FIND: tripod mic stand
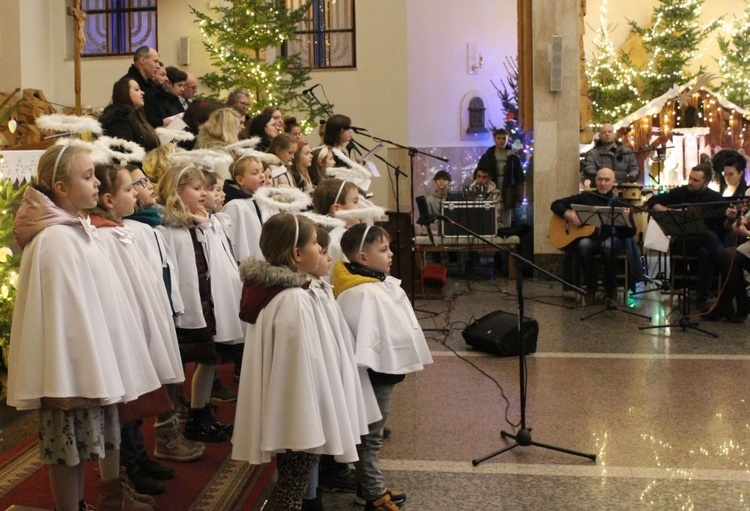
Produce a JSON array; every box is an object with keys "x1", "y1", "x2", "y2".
[
  {"x1": 415, "y1": 201, "x2": 597, "y2": 463},
  {"x1": 639, "y1": 207, "x2": 719, "y2": 338}
]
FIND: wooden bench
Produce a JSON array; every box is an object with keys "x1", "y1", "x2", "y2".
[{"x1": 413, "y1": 235, "x2": 520, "y2": 279}]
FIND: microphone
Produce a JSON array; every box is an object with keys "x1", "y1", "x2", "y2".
[
  {"x1": 415, "y1": 195, "x2": 436, "y2": 245},
  {"x1": 301, "y1": 84, "x2": 321, "y2": 95},
  {"x1": 350, "y1": 126, "x2": 369, "y2": 134}
]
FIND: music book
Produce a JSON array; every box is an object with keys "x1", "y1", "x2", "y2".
[{"x1": 571, "y1": 204, "x2": 632, "y2": 229}]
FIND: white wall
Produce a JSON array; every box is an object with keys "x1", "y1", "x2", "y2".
[
  {"x1": 405, "y1": 0, "x2": 516, "y2": 147},
  {"x1": 0, "y1": 0, "x2": 22, "y2": 93}
]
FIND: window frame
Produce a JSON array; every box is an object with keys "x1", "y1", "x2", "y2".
[
  {"x1": 80, "y1": 0, "x2": 158, "y2": 58},
  {"x1": 284, "y1": 0, "x2": 356, "y2": 70}
]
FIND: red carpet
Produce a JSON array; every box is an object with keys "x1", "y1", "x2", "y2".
[{"x1": 0, "y1": 365, "x2": 275, "y2": 511}]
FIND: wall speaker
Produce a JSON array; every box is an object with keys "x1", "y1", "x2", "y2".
[
  {"x1": 178, "y1": 37, "x2": 190, "y2": 66},
  {"x1": 462, "y1": 310, "x2": 538, "y2": 357},
  {"x1": 549, "y1": 35, "x2": 563, "y2": 92}
]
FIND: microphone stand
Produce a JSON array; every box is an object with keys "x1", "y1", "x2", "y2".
[
  {"x1": 353, "y1": 129, "x2": 448, "y2": 306},
  {"x1": 419, "y1": 212, "x2": 596, "y2": 464},
  {"x1": 306, "y1": 88, "x2": 334, "y2": 117}
]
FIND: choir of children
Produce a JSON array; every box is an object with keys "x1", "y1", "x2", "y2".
[{"x1": 7, "y1": 114, "x2": 431, "y2": 511}]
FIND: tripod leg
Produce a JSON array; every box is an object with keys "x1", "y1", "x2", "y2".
[{"x1": 471, "y1": 442, "x2": 520, "y2": 466}]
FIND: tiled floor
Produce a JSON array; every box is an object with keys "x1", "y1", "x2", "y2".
[
  {"x1": 323, "y1": 277, "x2": 750, "y2": 511},
  {"x1": 3, "y1": 276, "x2": 749, "y2": 511}
]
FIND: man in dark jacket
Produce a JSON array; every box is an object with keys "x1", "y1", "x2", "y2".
[
  {"x1": 645, "y1": 163, "x2": 726, "y2": 311},
  {"x1": 122, "y1": 46, "x2": 168, "y2": 129},
  {"x1": 583, "y1": 123, "x2": 639, "y2": 184},
  {"x1": 551, "y1": 168, "x2": 636, "y2": 302},
  {"x1": 475, "y1": 128, "x2": 524, "y2": 228}
]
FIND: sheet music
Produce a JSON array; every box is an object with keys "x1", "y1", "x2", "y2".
[{"x1": 571, "y1": 204, "x2": 632, "y2": 229}]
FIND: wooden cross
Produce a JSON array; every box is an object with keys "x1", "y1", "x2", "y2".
[{"x1": 67, "y1": 0, "x2": 87, "y2": 115}]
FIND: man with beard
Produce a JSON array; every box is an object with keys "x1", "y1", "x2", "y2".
[{"x1": 645, "y1": 163, "x2": 726, "y2": 311}]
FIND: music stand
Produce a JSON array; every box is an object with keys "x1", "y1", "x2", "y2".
[
  {"x1": 571, "y1": 205, "x2": 651, "y2": 322},
  {"x1": 639, "y1": 208, "x2": 718, "y2": 337}
]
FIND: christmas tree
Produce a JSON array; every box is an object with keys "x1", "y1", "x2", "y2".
[
  {"x1": 191, "y1": 0, "x2": 329, "y2": 131},
  {"x1": 491, "y1": 56, "x2": 533, "y2": 176},
  {"x1": 0, "y1": 167, "x2": 25, "y2": 366},
  {"x1": 717, "y1": 3, "x2": 750, "y2": 109},
  {"x1": 586, "y1": 0, "x2": 641, "y2": 125},
  {"x1": 629, "y1": 0, "x2": 719, "y2": 99}
]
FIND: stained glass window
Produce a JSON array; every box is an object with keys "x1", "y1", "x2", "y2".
[
  {"x1": 81, "y1": 0, "x2": 157, "y2": 57},
  {"x1": 284, "y1": 0, "x2": 356, "y2": 69}
]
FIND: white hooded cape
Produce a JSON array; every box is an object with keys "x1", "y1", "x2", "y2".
[{"x1": 8, "y1": 222, "x2": 161, "y2": 410}]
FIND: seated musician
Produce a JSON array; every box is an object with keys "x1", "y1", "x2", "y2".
[
  {"x1": 645, "y1": 163, "x2": 726, "y2": 312},
  {"x1": 469, "y1": 168, "x2": 506, "y2": 229},
  {"x1": 551, "y1": 168, "x2": 636, "y2": 303}
]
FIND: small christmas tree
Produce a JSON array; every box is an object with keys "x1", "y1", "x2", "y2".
[
  {"x1": 717, "y1": 3, "x2": 750, "y2": 109},
  {"x1": 586, "y1": 0, "x2": 641, "y2": 125},
  {"x1": 629, "y1": 0, "x2": 719, "y2": 99},
  {"x1": 191, "y1": 0, "x2": 330, "y2": 131},
  {"x1": 491, "y1": 56, "x2": 533, "y2": 175}
]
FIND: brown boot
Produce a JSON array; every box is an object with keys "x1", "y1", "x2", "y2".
[
  {"x1": 97, "y1": 476, "x2": 153, "y2": 511},
  {"x1": 154, "y1": 417, "x2": 205, "y2": 462},
  {"x1": 120, "y1": 467, "x2": 156, "y2": 506}
]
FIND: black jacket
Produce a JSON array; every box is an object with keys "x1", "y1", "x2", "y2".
[
  {"x1": 475, "y1": 145, "x2": 524, "y2": 199},
  {"x1": 99, "y1": 104, "x2": 159, "y2": 151}
]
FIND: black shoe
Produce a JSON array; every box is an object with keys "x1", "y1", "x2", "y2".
[
  {"x1": 138, "y1": 453, "x2": 175, "y2": 480},
  {"x1": 301, "y1": 493, "x2": 323, "y2": 511},
  {"x1": 383, "y1": 426, "x2": 392, "y2": 439},
  {"x1": 319, "y1": 466, "x2": 358, "y2": 493},
  {"x1": 125, "y1": 464, "x2": 166, "y2": 495},
  {"x1": 704, "y1": 306, "x2": 730, "y2": 321},
  {"x1": 184, "y1": 407, "x2": 231, "y2": 442}
]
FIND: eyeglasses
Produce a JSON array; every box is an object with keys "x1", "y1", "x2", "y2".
[{"x1": 132, "y1": 177, "x2": 151, "y2": 188}]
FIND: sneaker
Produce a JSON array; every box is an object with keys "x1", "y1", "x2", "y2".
[
  {"x1": 154, "y1": 418, "x2": 205, "y2": 462},
  {"x1": 138, "y1": 453, "x2": 176, "y2": 480},
  {"x1": 210, "y1": 385, "x2": 238, "y2": 403},
  {"x1": 364, "y1": 492, "x2": 401, "y2": 511},
  {"x1": 319, "y1": 466, "x2": 358, "y2": 493},
  {"x1": 354, "y1": 487, "x2": 406, "y2": 507}
]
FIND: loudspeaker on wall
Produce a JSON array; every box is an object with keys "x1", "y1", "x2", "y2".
[
  {"x1": 549, "y1": 35, "x2": 563, "y2": 92},
  {"x1": 179, "y1": 37, "x2": 190, "y2": 66}
]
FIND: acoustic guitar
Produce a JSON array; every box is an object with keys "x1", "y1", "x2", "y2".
[{"x1": 548, "y1": 215, "x2": 597, "y2": 249}]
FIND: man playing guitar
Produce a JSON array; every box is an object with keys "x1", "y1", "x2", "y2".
[
  {"x1": 645, "y1": 163, "x2": 726, "y2": 312},
  {"x1": 551, "y1": 168, "x2": 636, "y2": 303}
]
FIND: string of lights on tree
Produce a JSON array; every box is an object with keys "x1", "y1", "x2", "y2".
[
  {"x1": 0, "y1": 162, "x2": 24, "y2": 355},
  {"x1": 585, "y1": 0, "x2": 641, "y2": 126},
  {"x1": 190, "y1": 0, "x2": 328, "y2": 131},
  {"x1": 717, "y1": 2, "x2": 750, "y2": 109}
]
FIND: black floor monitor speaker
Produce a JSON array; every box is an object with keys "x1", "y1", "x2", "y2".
[{"x1": 462, "y1": 310, "x2": 538, "y2": 357}]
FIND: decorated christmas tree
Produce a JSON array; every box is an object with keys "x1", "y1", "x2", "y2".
[
  {"x1": 717, "y1": 3, "x2": 750, "y2": 109},
  {"x1": 629, "y1": 0, "x2": 719, "y2": 99},
  {"x1": 191, "y1": 0, "x2": 329, "y2": 131},
  {"x1": 586, "y1": 0, "x2": 641, "y2": 125},
  {"x1": 491, "y1": 56, "x2": 533, "y2": 175}
]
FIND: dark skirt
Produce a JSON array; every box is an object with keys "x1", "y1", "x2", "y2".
[{"x1": 176, "y1": 326, "x2": 219, "y2": 364}]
